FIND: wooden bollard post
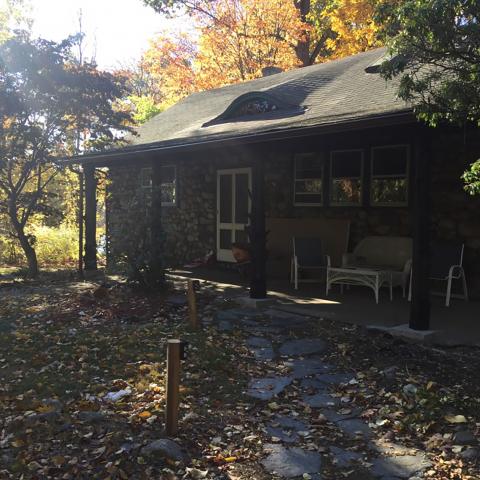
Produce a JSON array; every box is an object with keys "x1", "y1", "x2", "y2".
[
  {"x1": 165, "y1": 339, "x2": 181, "y2": 436},
  {"x1": 187, "y1": 280, "x2": 199, "y2": 329}
]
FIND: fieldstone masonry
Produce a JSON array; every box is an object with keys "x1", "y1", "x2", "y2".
[{"x1": 106, "y1": 128, "x2": 480, "y2": 296}]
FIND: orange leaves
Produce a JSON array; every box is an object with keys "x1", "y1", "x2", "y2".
[
  {"x1": 141, "y1": 32, "x2": 197, "y2": 108},
  {"x1": 138, "y1": 410, "x2": 152, "y2": 419},
  {"x1": 194, "y1": 0, "x2": 305, "y2": 89},
  {"x1": 141, "y1": 0, "x2": 307, "y2": 101},
  {"x1": 138, "y1": 0, "x2": 382, "y2": 110}
]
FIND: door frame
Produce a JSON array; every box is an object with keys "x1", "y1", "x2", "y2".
[{"x1": 216, "y1": 167, "x2": 252, "y2": 262}]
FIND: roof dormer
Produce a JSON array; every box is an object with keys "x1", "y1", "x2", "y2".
[{"x1": 202, "y1": 91, "x2": 305, "y2": 127}]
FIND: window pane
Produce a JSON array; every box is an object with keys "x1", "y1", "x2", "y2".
[
  {"x1": 331, "y1": 151, "x2": 362, "y2": 177},
  {"x1": 161, "y1": 165, "x2": 176, "y2": 183},
  {"x1": 143, "y1": 190, "x2": 152, "y2": 209},
  {"x1": 161, "y1": 184, "x2": 175, "y2": 204},
  {"x1": 331, "y1": 178, "x2": 362, "y2": 204},
  {"x1": 295, "y1": 153, "x2": 323, "y2": 179},
  {"x1": 219, "y1": 174, "x2": 232, "y2": 223},
  {"x1": 295, "y1": 179, "x2": 322, "y2": 194},
  {"x1": 140, "y1": 168, "x2": 152, "y2": 188},
  {"x1": 294, "y1": 193, "x2": 323, "y2": 204},
  {"x1": 220, "y1": 229, "x2": 232, "y2": 249},
  {"x1": 372, "y1": 146, "x2": 408, "y2": 176},
  {"x1": 372, "y1": 178, "x2": 407, "y2": 204},
  {"x1": 235, "y1": 229, "x2": 248, "y2": 244},
  {"x1": 295, "y1": 153, "x2": 323, "y2": 205},
  {"x1": 235, "y1": 173, "x2": 249, "y2": 224}
]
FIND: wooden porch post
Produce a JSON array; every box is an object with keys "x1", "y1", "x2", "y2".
[
  {"x1": 84, "y1": 165, "x2": 97, "y2": 271},
  {"x1": 78, "y1": 170, "x2": 84, "y2": 277},
  {"x1": 150, "y1": 162, "x2": 165, "y2": 286},
  {"x1": 250, "y1": 157, "x2": 267, "y2": 299},
  {"x1": 409, "y1": 131, "x2": 431, "y2": 330}
]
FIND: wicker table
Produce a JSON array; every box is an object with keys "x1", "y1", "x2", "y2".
[{"x1": 326, "y1": 266, "x2": 393, "y2": 304}]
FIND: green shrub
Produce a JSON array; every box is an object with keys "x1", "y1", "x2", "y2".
[
  {"x1": 463, "y1": 159, "x2": 480, "y2": 196},
  {"x1": 30, "y1": 225, "x2": 78, "y2": 267},
  {"x1": 1, "y1": 224, "x2": 107, "y2": 270},
  {"x1": 0, "y1": 234, "x2": 21, "y2": 265}
]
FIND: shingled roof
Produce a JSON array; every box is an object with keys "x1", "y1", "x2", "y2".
[
  {"x1": 131, "y1": 47, "x2": 411, "y2": 149},
  {"x1": 68, "y1": 48, "x2": 415, "y2": 164}
]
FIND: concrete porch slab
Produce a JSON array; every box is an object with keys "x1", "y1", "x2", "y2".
[
  {"x1": 367, "y1": 323, "x2": 438, "y2": 344},
  {"x1": 167, "y1": 267, "x2": 480, "y2": 346},
  {"x1": 235, "y1": 296, "x2": 276, "y2": 309}
]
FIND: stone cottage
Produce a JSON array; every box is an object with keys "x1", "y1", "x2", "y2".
[{"x1": 71, "y1": 47, "x2": 480, "y2": 329}]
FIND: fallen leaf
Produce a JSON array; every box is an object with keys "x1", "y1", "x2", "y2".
[
  {"x1": 36, "y1": 404, "x2": 55, "y2": 413},
  {"x1": 52, "y1": 455, "x2": 65, "y2": 466},
  {"x1": 11, "y1": 439, "x2": 25, "y2": 448},
  {"x1": 444, "y1": 414, "x2": 467, "y2": 424}
]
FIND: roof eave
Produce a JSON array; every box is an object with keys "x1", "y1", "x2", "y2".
[{"x1": 61, "y1": 109, "x2": 416, "y2": 167}]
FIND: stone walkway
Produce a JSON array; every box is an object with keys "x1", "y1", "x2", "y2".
[{"x1": 213, "y1": 306, "x2": 432, "y2": 480}]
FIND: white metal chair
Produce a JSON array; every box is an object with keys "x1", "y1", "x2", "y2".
[
  {"x1": 290, "y1": 237, "x2": 330, "y2": 290},
  {"x1": 408, "y1": 242, "x2": 468, "y2": 307}
]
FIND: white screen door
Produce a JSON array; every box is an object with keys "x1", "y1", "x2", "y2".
[{"x1": 217, "y1": 168, "x2": 252, "y2": 262}]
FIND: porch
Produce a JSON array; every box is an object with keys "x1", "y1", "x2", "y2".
[
  {"x1": 169, "y1": 265, "x2": 480, "y2": 346},
  {"x1": 76, "y1": 116, "x2": 480, "y2": 337}
]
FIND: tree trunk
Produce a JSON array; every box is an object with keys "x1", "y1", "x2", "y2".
[
  {"x1": 19, "y1": 230, "x2": 38, "y2": 278},
  {"x1": 11, "y1": 217, "x2": 38, "y2": 278},
  {"x1": 84, "y1": 165, "x2": 97, "y2": 271},
  {"x1": 7, "y1": 196, "x2": 39, "y2": 277},
  {"x1": 295, "y1": 0, "x2": 311, "y2": 66}
]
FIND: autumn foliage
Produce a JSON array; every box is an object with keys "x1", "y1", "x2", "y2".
[
  {"x1": 137, "y1": 0, "x2": 382, "y2": 112},
  {"x1": 319, "y1": 0, "x2": 381, "y2": 58},
  {"x1": 193, "y1": 0, "x2": 306, "y2": 89},
  {"x1": 142, "y1": 33, "x2": 197, "y2": 107}
]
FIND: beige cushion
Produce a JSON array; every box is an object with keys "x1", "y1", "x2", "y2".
[{"x1": 352, "y1": 236, "x2": 412, "y2": 271}]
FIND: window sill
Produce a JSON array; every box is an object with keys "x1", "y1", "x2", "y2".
[
  {"x1": 370, "y1": 203, "x2": 408, "y2": 208},
  {"x1": 329, "y1": 203, "x2": 363, "y2": 207},
  {"x1": 294, "y1": 202, "x2": 323, "y2": 207}
]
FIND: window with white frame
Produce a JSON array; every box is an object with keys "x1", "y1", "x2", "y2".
[
  {"x1": 294, "y1": 152, "x2": 324, "y2": 206},
  {"x1": 140, "y1": 167, "x2": 152, "y2": 189},
  {"x1": 159, "y1": 165, "x2": 176, "y2": 205},
  {"x1": 371, "y1": 145, "x2": 409, "y2": 206},
  {"x1": 330, "y1": 150, "x2": 363, "y2": 205},
  {"x1": 140, "y1": 165, "x2": 177, "y2": 206}
]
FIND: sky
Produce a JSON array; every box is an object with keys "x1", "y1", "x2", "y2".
[{"x1": 29, "y1": 0, "x2": 190, "y2": 69}]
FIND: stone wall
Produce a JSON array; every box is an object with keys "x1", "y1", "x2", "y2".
[
  {"x1": 106, "y1": 126, "x2": 480, "y2": 296},
  {"x1": 106, "y1": 165, "x2": 141, "y2": 267},
  {"x1": 107, "y1": 152, "x2": 250, "y2": 268}
]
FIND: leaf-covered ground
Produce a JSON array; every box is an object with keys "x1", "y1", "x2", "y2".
[{"x1": 0, "y1": 272, "x2": 479, "y2": 479}]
